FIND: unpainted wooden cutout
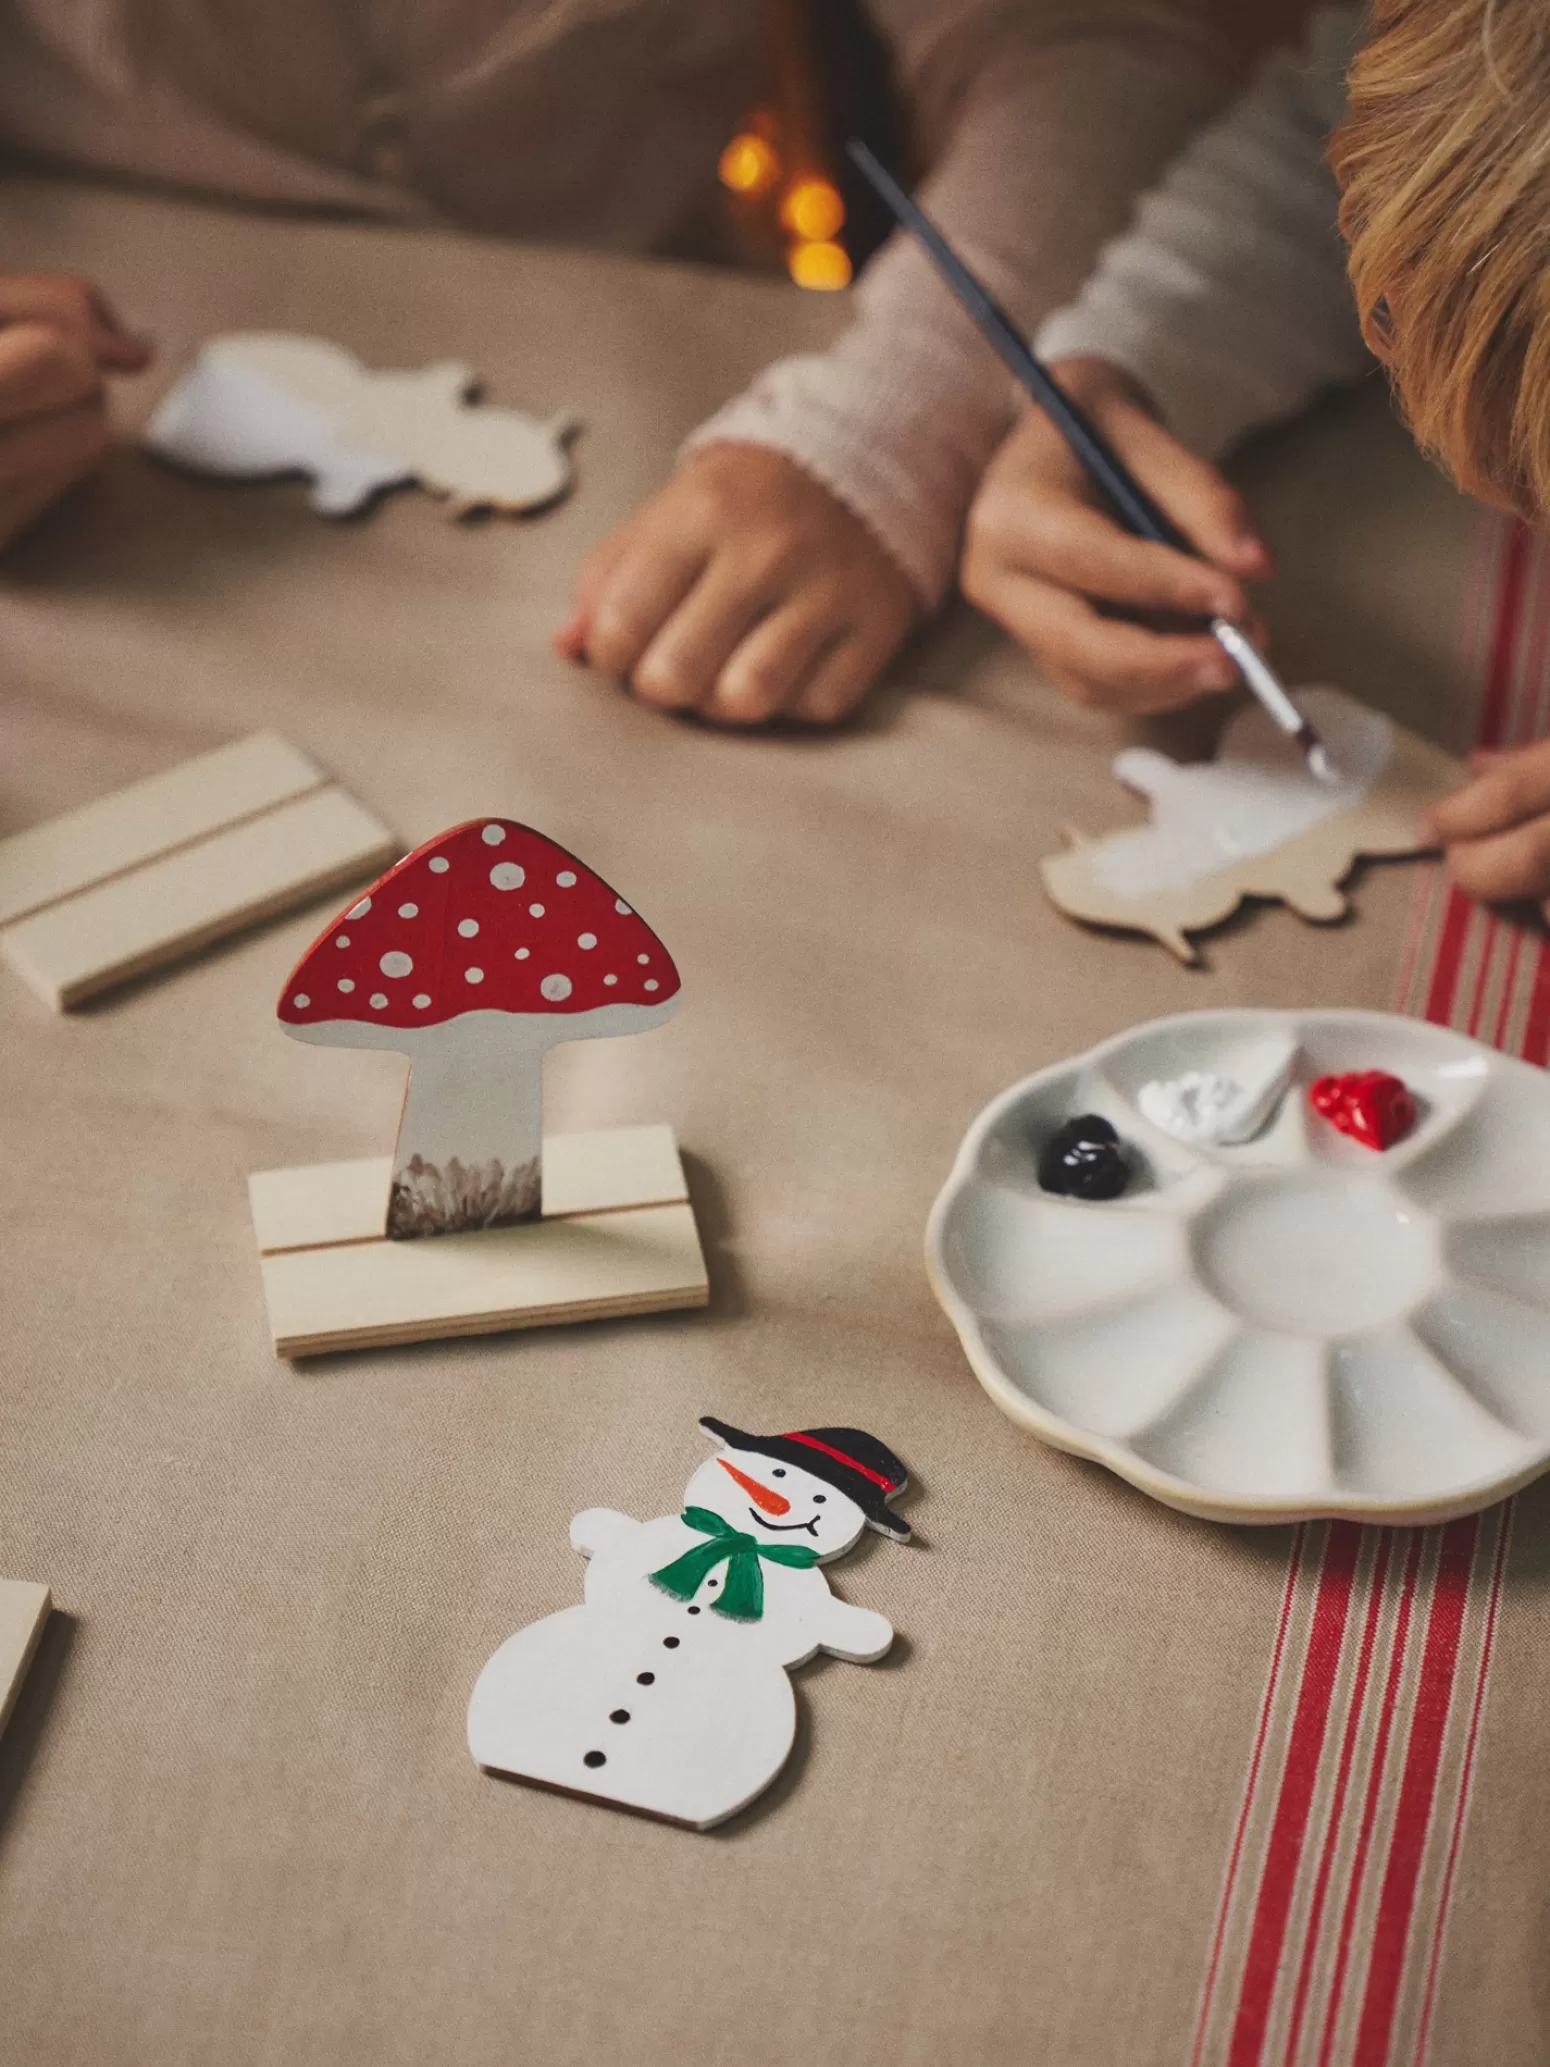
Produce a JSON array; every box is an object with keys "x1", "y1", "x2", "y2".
[
  {"x1": 1041, "y1": 687, "x2": 1466, "y2": 963},
  {"x1": 0, "y1": 1580, "x2": 50, "y2": 1740},
  {"x1": 467, "y1": 1416, "x2": 910, "y2": 1829},
  {"x1": 145, "y1": 332, "x2": 578, "y2": 517},
  {"x1": 1, "y1": 786, "x2": 397, "y2": 1009},
  {"x1": 278, "y1": 820, "x2": 681, "y2": 1238}
]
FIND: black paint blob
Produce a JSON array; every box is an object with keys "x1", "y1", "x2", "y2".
[
  {"x1": 583, "y1": 1751, "x2": 606, "y2": 1768},
  {"x1": 1038, "y1": 1113, "x2": 1130, "y2": 1201},
  {"x1": 637, "y1": 1672, "x2": 655, "y2": 1685},
  {"x1": 610, "y1": 1710, "x2": 630, "y2": 1725}
]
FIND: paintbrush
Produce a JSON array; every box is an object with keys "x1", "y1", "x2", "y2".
[{"x1": 846, "y1": 139, "x2": 1336, "y2": 782}]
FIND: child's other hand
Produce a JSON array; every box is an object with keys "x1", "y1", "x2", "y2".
[
  {"x1": 557, "y1": 444, "x2": 915, "y2": 727},
  {"x1": 0, "y1": 272, "x2": 151, "y2": 551},
  {"x1": 1424, "y1": 743, "x2": 1550, "y2": 918},
  {"x1": 961, "y1": 356, "x2": 1272, "y2": 714}
]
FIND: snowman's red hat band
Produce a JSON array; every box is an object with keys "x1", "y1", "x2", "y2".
[
  {"x1": 698, "y1": 1417, "x2": 911, "y2": 1540},
  {"x1": 778, "y1": 1431, "x2": 897, "y2": 1493}
]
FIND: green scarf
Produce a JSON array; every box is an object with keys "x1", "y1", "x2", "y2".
[{"x1": 649, "y1": 1507, "x2": 820, "y2": 1621}]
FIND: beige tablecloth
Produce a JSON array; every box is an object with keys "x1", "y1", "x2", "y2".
[{"x1": 0, "y1": 180, "x2": 1544, "y2": 2067}]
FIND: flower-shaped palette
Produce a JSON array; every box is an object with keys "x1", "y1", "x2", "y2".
[{"x1": 926, "y1": 1010, "x2": 1550, "y2": 1525}]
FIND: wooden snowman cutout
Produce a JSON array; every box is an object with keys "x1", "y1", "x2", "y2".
[{"x1": 468, "y1": 1417, "x2": 912, "y2": 1829}]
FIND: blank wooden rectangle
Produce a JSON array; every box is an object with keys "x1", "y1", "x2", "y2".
[
  {"x1": 0, "y1": 786, "x2": 398, "y2": 1009},
  {"x1": 248, "y1": 1124, "x2": 690, "y2": 1254},
  {"x1": 260, "y1": 1201, "x2": 709, "y2": 1355},
  {"x1": 0, "y1": 1580, "x2": 50, "y2": 1739},
  {"x1": 0, "y1": 731, "x2": 324, "y2": 926}
]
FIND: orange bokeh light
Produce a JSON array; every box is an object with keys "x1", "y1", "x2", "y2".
[
  {"x1": 787, "y1": 239, "x2": 853, "y2": 291},
  {"x1": 780, "y1": 177, "x2": 846, "y2": 242},
  {"x1": 719, "y1": 133, "x2": 780, "y2": 196}
]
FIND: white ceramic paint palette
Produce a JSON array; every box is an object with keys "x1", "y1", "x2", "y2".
[{"x1": 927, "y1": 1008, "x2": 1550, "y2": 1525}]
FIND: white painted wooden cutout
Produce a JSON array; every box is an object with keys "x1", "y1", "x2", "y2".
[
  {"x1": 0, "y1": 1580, "x2": 50, "y2": 1741},
  {"x1": 145, "y1": 333, "x2": 577, "y2": 517},
  {"x1": 1041, "y1": 688, "x2": 1466, "y2": 963},
  {"x1": 467, "y1": 1417, "x2": 911, "y2": 1829},
  {"x1": 278, "y1": 820, "x2": 681, "y2": 1237}
]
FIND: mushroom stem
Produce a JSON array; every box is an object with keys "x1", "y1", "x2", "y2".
[{"x1": 386, "y1": 1017, "x2": 547, "y2": 1238}]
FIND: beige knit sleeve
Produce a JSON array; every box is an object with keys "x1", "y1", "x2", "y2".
[{"x1": 683, "y1": 1, "x2": 1237, "y2": 610}]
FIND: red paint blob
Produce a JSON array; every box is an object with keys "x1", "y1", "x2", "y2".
[{"x1": 1308, "y1": 1070, "x2": 1417, "y2": 1151}]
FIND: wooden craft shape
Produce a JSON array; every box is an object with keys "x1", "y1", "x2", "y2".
[
  {"x1": 145, "y1": 332, "x2": 577, "y2": 517},
  {"x1": 279, "y1": 819, "x2": 681, "y2": 1237},
  {"x1": 0, "y1": 732, "x2": 395, "y2": 1009},
  {"x1": 467, "y1": 1416, "x2": 911, "y2": 1829},
  {"x1": 0, "y1": 1580, "x2": 50, "y2": 1741},
  {"x1": 1041, "y1": 688, "x2": 1465, "y2": 963}
]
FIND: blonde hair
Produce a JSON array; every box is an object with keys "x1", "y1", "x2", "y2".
[{"x1": 1331, "y1": 0, "x2": 1550, "y2": 524}]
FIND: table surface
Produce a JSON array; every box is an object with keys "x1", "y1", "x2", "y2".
[{"x1": 0, "y1": 178, "x2": 1543, "y2": 2067}]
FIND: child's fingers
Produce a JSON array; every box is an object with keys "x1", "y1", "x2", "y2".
[
  {"x1": 1115, "y1": 403, "x2": 1272, "y2": 575},
  {"x1": 984, "y1": 573, "x2": 1238, "y2": 712},
  {"x1": 629, "y1": 560, "x2": 770, "y2": 712},
  {"x1": 578, "y1": 537, "x2": 705, "y2": 681},
  {"x1": 704, "y1": 601, "x2": 840, "y2": 726},
  {"x1": 977, "y1": 484, "x2": 1247, "y2": 621},
  {"x1": 1423, "y1": 742, "x2": 1550, "y2": 842},
  {"x1": 0, "y1": 321, "x2": 101, "y2": 426},
  {"x1": 790, "y1": 624, "x2": 897, "y2": 726},
  {"x1": 1444, "y1": 815, "x2": 1550, "y2": 905}
]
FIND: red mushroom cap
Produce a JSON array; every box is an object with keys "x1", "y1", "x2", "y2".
[{"x1": 277, "y1": 819, "x2": 680, "y2": 1032}]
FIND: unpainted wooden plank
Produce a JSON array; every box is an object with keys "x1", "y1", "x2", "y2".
[
  {"x1": 0, "y1": 786, "x2": 398, "y2": 1009},
  {"x1": 0, "y1": 731, "x2": 325, "y2": 926},
  {"x1": 0, "y1": 1580, "x2": 51, "y2": 1739},
  {"x1": 248, "y1": 1124, "x2": 689, "y2": 1254},
  {"x1": 259, "y1": 1199, "x2": 709, "y2": 1355}
]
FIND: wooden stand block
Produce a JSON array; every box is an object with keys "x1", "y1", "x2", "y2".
[
  {"x1": 0, "y1": 1581, "x2": 50, "y2": 1740},
  {"x1": 250, "y1": 1123, "x2": 709, "y2": 1357},
  {"x1": 0, "y1": 733, "x2": 395, "y2": 1009}
]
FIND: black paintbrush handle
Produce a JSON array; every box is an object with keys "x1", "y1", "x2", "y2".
[{"x1": 845, "y1": 139, "x2": 1196, "y2": 557}]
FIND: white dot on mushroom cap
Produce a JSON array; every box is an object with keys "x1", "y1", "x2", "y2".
[
  {"x1": 335, "y1": 935, "x2": 350, "y2": 949},
  {"x1": 645, "y1": 980, "x2": 660, "y2": 992},
  {"x1": 541, "y1": 973, "x2": 573, "y2": 1001},
  {"x1": 380, "y1": 951, "x2": 413, "y2": 978},
  {"x1": 348, "y1": 897, "x2": 371, "y2": 919},
  {"x1": 615, "y1": 899, "x2": 631, "y2": 914},
  {"x1": 398, "y1": 902, "x2": 418, "y2": 919},
  {"x1": 338, "y1": 978, "x2": 355, "y2": 993},
  {"x1": 412, "y1": 993, "x2": 431, "y2": 1008},
  {"x1": 482, "y1": 825, "x2": 505, "y2": 845},
  {"x1": 556, "y1": 871, "x2": 577, "y2": 887},
  {"x1": 529, "y1": 903, "x2": 545, "y2": 918},
  {"x1": 293, "y1": 993, "x2": 311, "y2": 1009},
  {"x1": 604, "y1": 974, "x2": 617, "y2": 987},
  {"x1": 370, "y1": 993, "x2": 387, "y2": 1009},
  {"x1": 490, "y1": 862, "x2": 525, "y2": 891},
  {"x1": 429, "y1": 857, "x2": 450, "y2": 874},
  {"x1": 578, "y1": 932, "x2": 597, "y2": 949},
  {"x1": 637, "y1": 953, "x2": 649, "y2": 965},
  {"x1": 514, "y1": 948, "x2": 530, "y2": 960},
  {"x1": 466, "y1": 967, "x2": 484, "y2": 984},
  {"x1": 457, "y1": 919, "x2": 479, "y2": 939}
]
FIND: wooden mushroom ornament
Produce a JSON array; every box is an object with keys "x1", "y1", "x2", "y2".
[{"x1": 278, "y1": 820, "x2": 680, "y2": 1238}]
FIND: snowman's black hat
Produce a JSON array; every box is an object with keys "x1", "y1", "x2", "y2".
[{"x1": 699, "y1": 1417, "x2": 911, "y2": 1540}]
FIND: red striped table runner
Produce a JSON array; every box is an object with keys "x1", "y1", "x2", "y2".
[{"x1": 1190, "y1": 515, "x2": 1548, "y2": 2067}]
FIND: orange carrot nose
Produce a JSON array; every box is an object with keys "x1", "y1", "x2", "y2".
[{"x1": 718, "y1": 1457, "x2": 790, "y2": 1515}]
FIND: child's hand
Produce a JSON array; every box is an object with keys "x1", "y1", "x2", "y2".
[
  {"x1": 0, "y1": 272, "x2": 151, "y2": 551},
  {"x1": 1424, "y1": 744, "x2": 1550, "y2": 918},
  {"x1": 557, "y1": 443, "x2": 916, "y2": 727},
  {"x1": 961, "y1": 355, "x2": 1272, "y2": 713}
]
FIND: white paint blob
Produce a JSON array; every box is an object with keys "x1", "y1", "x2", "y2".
[
  {"x1": 645, "y1": 979, "x2": 659, "y2": 992},
  {"x1": 637, "y1": 953, "x2": 649, "y2": 965},
  {"x1": 515, "y1": 947, "x2": 530, "y2": 960},
  {"x1": 398, "y1": 902, "x2": 418, "y2": 918},
  {"x1": 335, "y1": 934, "x2": 350, "y2": 948},
  {"x1": 338, "y1": 978, "x2": 355, "y2": 993},
  {"x1": 529, "y1": 903, "x2": 545, "y2": 917},
  {"x1": 604, "y1": 973, "x2": 617, "y2": 986},
  {"x1": 541, "y1": 973, "x2": 573, "y2": 1001},
  {"x1": 429, "y1": 856, "x2": 450, "y2": 874},
  {"x1": 380, "y1": 950, "x2": 413, "y2": 978},
  {"x1": 370, "y1": 993, "x2": 388, "y2": 1009},
  {"x1": 490, "y1": 862, "x2": 525, "y2": 891},
  {"x1": 466, "y1": 967, "x2": 485, "y2": 984},
  {"x1": 1137, "y1": 1033, "x2": 1299, "y2": 1147},
  {"x1": 347, "y1": 897, "x2": 372, "y2": 919},
  {"x1": 1093, "y1": 692, "x2": 1394, "y2": 900},
  {"x1": 556, "y1": 870, "x2": 577, "y2": 887},
  {"x1": 482, "y1": 825, "x2": 506, "y2": 845},
  {"x1": 615, "y1": 899, "x2": 631, "y2": 914},
  {"x1": 293, "y1": 993, "x2": 310, "y2": 1009},
  {"x1": 578, "y1": 932, "x2": 597, "y2": 949},
  {"x1": 458, "y1": 919, "x2": 479, "y2": 938},
  {"x1": 412, "y1": 993, "x2": 431, "y2": 1008}
]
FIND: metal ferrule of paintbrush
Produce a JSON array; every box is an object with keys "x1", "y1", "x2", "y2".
[{"x1": 1208, "y1": 619, "x2": 1336, "y2": 783}]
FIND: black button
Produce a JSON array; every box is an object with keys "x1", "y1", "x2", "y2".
[
  {"x1": 637, "y1": 1672, "x2": 655, "y2": 1685},
  {"x1": 688, "y1": 1606, "x2": 701, "y2": 1616},
  {"x1": 663, "y1": 1637, "x2": 679, "y2": 1649},
  {"x1": 610, "y1": 1709, "x2": 630, "y2": 1724},
  {"x1": 583, "y1": 1751, "x2": 606, "y2": 1768}
]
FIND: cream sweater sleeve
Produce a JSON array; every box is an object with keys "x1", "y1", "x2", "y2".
[
  {"x1": 1035, "y1": 5, "x2": 1373, "y2": 458},
  {"x1": 683, "y1": 1, "x2": 1236, "y2": 610}
]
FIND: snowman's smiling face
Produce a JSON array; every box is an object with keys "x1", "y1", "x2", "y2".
[{"x1": 685, "y1": 1451, "x2": 869, "y2": 1559}]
